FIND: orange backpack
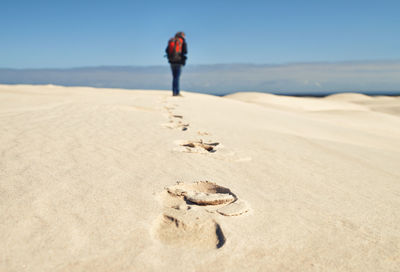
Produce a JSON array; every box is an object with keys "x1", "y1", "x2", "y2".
[{"x1": 167, "y1": 37, "x2": 183, "y2": 62}]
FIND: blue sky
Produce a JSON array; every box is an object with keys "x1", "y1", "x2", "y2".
[{"x1": 1, "y1": 0, "x2": 399, "y2": 68}]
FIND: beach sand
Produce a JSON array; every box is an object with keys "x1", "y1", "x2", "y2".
[{"x1": 0, "y1": 84, "x2": 399, "y2": 271}]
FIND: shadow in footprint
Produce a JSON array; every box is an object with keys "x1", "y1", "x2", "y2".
[{"x1": 216, "y1": 224, "x2": 226, "y2": 249}]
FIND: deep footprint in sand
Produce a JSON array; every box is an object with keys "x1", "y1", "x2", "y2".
[
  {"x1": 166, "y1": 181, "x2": 250, "y2": 216},
  {"x1": 176, "y1": 140, "x2": 220, "y2": 153},
  {"x1": 154, "y1": 208, "x2": 226, "y2": 249},
  {"x1": 174, "y1": 141, "x2": 252, "y2": 162},
  {"x1": 153, "y1": 181, "x2": 249, "y2": 249},
  {"x1": 166, "y1": 181, "x2": 236, "y2": 205}
]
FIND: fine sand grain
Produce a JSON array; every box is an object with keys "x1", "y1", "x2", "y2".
[{"x1": 1, "y1": 84, "x2": 399, "y2": 271}]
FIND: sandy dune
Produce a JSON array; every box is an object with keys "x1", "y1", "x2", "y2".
[{"x1": 0, "y1": 84, "x2": 399, "y2": 271}]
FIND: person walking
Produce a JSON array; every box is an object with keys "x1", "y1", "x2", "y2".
[{"x1": 165, "y1": 32, "x2": 187, "y2": 96}]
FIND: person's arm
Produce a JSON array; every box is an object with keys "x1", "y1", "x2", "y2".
[
  {"x1": 182, "y1": 40, "x2": 188, "y2": 55},
  {"x1": 181, "y1": 40, "x2": 188, "y2": 65}
]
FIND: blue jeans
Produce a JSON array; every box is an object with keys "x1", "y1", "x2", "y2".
[{"x1": 170, "y1": 64, "x2": 182, "y2": 96}]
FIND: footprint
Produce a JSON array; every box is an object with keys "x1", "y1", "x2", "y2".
[
  {"x1": 153, "y1": 181, "x2": 249, "y2": 250},
  {"x1": 165, "y1": 181, "x2": 249, "y2": 216},
  {"x1": 174, "y1": 141, "x2": 252, "y2": 163},
  {"x1": 162, "y1": 110, "x2": 189, "y2": 131},
  {"x1": 166, "y1": 181, "x2": 236, "y2": 205},
  {"x1": 178, "y1": 140, "x2": 220, "y2": 153},
  {"x1": 154, "y1": 208, "x2": 225, "y2": 250},
  {"x1": 184, "y1": 191, "x2": 235, "y2": 206},
  {"x1": 162, "y1": 122, "x2": 189, "y2": 131},
  {"x1": 176, "y1": 121, "x2": 189, "y2": 131}
]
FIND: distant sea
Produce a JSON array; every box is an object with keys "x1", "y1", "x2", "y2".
[
  {"x1": 1, "y1": 62, "x2": 399, "y2": 97},
  {"x1": 216, "y1": 91, "x2": 400, "y2": 97}
]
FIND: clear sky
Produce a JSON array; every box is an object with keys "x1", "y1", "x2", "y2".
[{"x1": 1, "y1": 0, "x2": 399, "y2": 68}]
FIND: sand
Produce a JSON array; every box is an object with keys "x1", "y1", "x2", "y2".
[{"x1": 0, "y1": 84, "x2": 399, "y2": 271}]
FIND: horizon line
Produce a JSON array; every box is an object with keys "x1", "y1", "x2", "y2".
[{"x1": 1, "y1": 59, "x2": 400, "y2": 70}]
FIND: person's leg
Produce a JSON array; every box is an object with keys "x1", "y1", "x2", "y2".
[
  {"x1": 175, "y1": 65, "x2": 181, "y2": 96},
  {"x1": 170, "y1": 64, "x2": 176, "y2": 96},
  {"x1": 171, "y1": 64, "x2": 182, "y2": 96}
]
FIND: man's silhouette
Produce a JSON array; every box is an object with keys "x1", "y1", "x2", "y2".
[{"x1": 166, "y1": 32, "x2": 187, "y2": 96}]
